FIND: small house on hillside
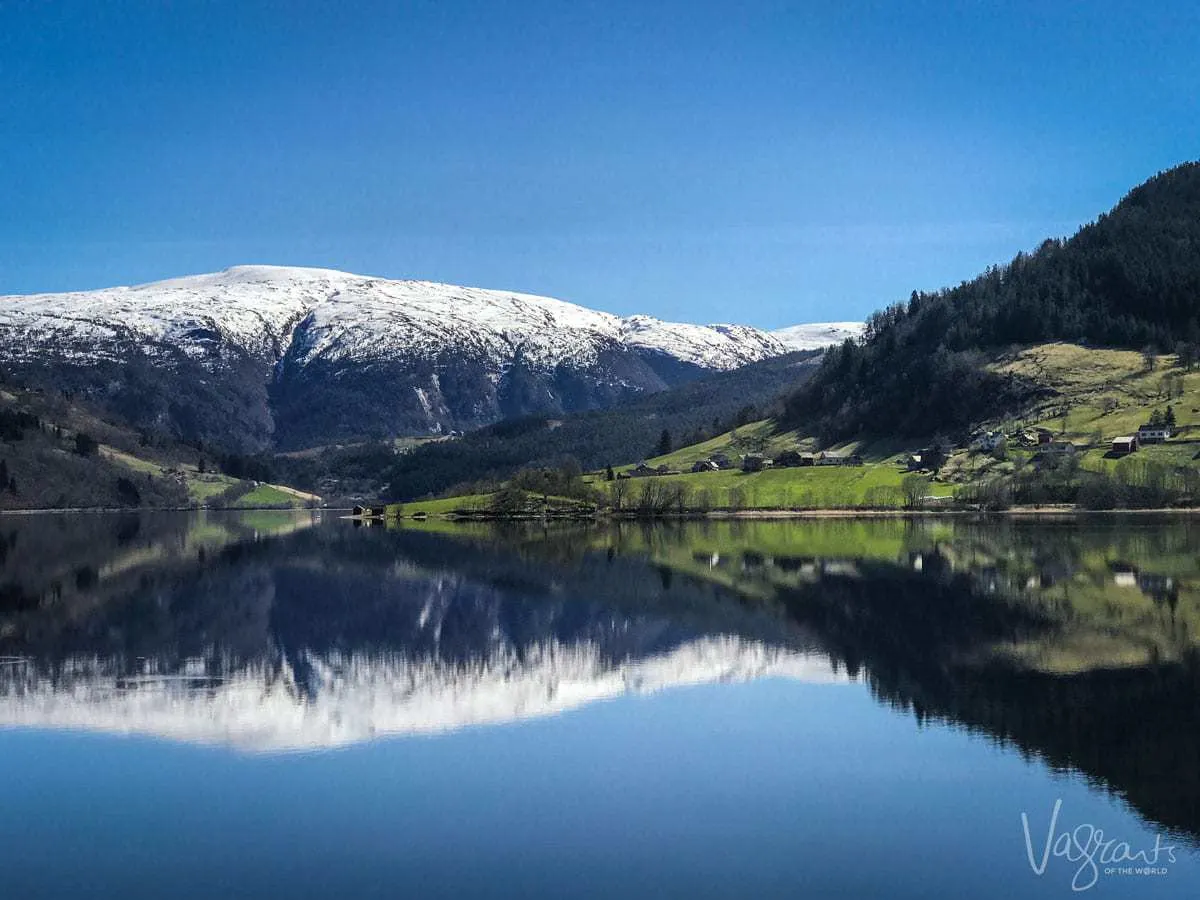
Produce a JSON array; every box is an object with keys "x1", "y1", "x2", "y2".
[
  {"x1": 1112, "y1": 435, "x2": 1138, "y2": 455},
  {"x1": 710, "y1": 453, "x2": 735, "y2": 470},
  {"x1": 1022, "y1": 427, "x2": 1055, "y2": 446},
  {"x1": 742, "y1": 454, "x2": 772, "y2": 473},
  {"x1": 1137, "y1": 424, "x2": 1171, "y2": 444},
  {"x1": 691, "y1": 459, "x2": 719, "y2": 473},
  {"x1": 816, "y1": 451, "x2": 864, "y2": 467},
  {"x1": 629, "y1": 462, "x2": 658, "y2": 477},
  {"x1": 773, "y1": 450, "x2": 810, "y2": 468},
  {"x1": 970, "y1": 430, "x2": 1005, "y2": 452},
  {"x1": 1034, "y1": 441, "x2": 1077, "y2": 464}
]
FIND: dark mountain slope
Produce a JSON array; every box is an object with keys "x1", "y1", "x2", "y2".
[
  {"x1": 783, "y1": 161, "x2": 1200, "y2": 441},
  {"x1": 383, "y1": 350, "x2": 820, "y2": 500}
]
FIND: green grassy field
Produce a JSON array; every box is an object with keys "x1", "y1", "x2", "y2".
[
  {"x1": 184, "y1": 474, "x2": 239, "y2": 502},
  {"x1": 990, "y1": 343, "x2": 1200, "y2": 439},
  {"x1": 102, "y1": 445, "x2": 318, "y2": 508},
  {"x1": 233, "y1": 484, "x2": 302, "y2": 507},
  {"x1": 390, "y1": 341, "x2": 1200, "y2": 518},
  {"x1": 387, "y1": 493, "x2": 495, "y2": 517},
  {"x1": 606, "y1": 463, "x2": 954, "y2": 509},
  {"x1": 389, "y1": 463, "x2": 956, "y2": 518}
]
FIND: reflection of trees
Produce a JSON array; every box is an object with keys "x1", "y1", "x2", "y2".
[
  {"x1": 4, "y1": 513, "x2": 1199, "y2": 840},
  {"x1": 778, "y1": 564, "x2": 1200, "y2": 844},
  {"x1": 0, "y1": 515, "x2": 819, "y2": 699}
]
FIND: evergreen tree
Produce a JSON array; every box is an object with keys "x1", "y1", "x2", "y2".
[
  {"x1": 656, "y1": 429, "x2": 672, "y2": 457},
  {"x1": 1176, "y1": 342, "x2": 1196, "y2": 371}
]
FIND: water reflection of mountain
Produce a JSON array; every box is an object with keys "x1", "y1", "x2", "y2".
[
  {"x1": 3, "y1": 513, "x2": 1197, "y2": 842},
  {"x1": 0, "y1": 515, "x2": 838, "y2": 751}
]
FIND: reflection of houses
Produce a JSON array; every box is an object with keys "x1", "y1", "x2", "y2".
[
  {"x1": 773, "y1": 556, "x2": 817, "y2": 574},
  {"x1": 1137, "y1": 424, "x2": 1171, "y2": 444},
  {"x1": 1110, "y1": 563, "x2": 1180, "y2": 605},
  {"x1": 1111, "y1": 562, "x2": 1139, "y2": 587},
  {"x1": 741, "y1": 551, "x2": 767, "y2": 571},
  {"x1": 1137, "y1": 573, "x2": 1177, "y2": 605},
  {"x1": 1028, "y1": 558, "x2": 1073, "y2": 588},
  {"x1": 907, "y1": 550, "x2": 950, "y2": 578},
  {"x1": 1111, "y1": 435, "x2": 1138, "y2": 456}
]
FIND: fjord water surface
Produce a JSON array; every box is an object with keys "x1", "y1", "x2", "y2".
[{"x1": 0, "y1": 511, "x2": 1196, "y2": 898}]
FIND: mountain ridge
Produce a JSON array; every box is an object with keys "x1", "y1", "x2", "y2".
[{"x1": 0, "y1": 265, "x2": 846, "y2": 452}]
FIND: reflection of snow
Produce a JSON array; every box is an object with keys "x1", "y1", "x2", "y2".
[{"x1": 0, "y1": 639, "x2": 846, "y2": 753}]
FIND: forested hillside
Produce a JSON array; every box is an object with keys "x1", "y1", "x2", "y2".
[
  {"x1": 384, "y1": 350, "x2": 820, "y2": 500},
  {"x1": 0, "y1": 386, "x2": 316, "y2": 510},
  {"x1": 784, "y1": 162, "x2": 1200, "y2": 441}
]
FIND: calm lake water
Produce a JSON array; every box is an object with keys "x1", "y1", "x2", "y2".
[{"x1": 1, "y1": 511, "x2": 1197, "y2": 898}]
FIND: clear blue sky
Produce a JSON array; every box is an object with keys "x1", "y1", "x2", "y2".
[{"x1": 2, "y1": 1, "x2": 1198, "y2": 327}]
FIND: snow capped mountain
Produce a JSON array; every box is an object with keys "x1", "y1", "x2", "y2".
[
  {"x1": 0, "y1": 265, "x2": 785, "y2": 370},
  {"x1": 618, "y1": 314, "x2": 785, "y2": 368},
  {"x1": 0, "y1": 266, "x2": 795, "y2": 449},
  {"x1": 771, "y1": 321, "x2": 865, "y2": 351}
]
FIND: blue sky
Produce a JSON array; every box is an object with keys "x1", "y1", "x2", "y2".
[{"x1": 2, "y1": 1, "x2": 1197, "y2": 327}]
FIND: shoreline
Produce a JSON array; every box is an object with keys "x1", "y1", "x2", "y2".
[
  {"x1": 6, "y1": 504, "x2": 1200, "y2": 519},
  {"x1": 423, "y1": 505, "x2": 1200, "y2": 522},
  {"x1": 0, "y1": 506, "x2": 334, "y2": 516}
]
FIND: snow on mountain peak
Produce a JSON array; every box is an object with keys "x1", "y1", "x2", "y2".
[
  {"x1": 0, "y1": 266, "x2": 792, "y2": 372},
  {"x1": 770, "y1": 321, "x2": 865, "y2": 351},
  {"x1": 0, "y1": 266, "x2": 847, "y2": 445}
]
